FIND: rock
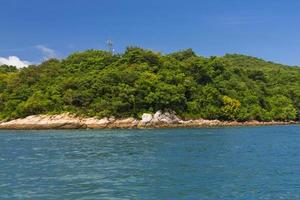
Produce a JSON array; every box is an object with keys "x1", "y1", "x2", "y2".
[
  {"x1": 0, "y1": 111, "x2": 295, "y2": 130},
  {"x1": 141, "y1": 113, "x2": 153, "y2": 124},
  {"x1": 152, "y1": 110, "x2": 162, "y2": 123},
  {"x1": 83, "y1": 117, "x2": 112, "y2": 129},
  {"x1": 0, "y1": 114, "x2": 84, "y2": 129},
  {"x1": 179, "y1": 119, "x2": 193, "y2": 124},
  {"x1": 152, "y1": 110, "x2": 180, "y2": 124},
  {"x1": 189, "y1": 119, "x2": 221, "y2": 126},
  {"x1": 137, "y1": 111, "x2": 181, "y2": 127},
  {"x1": 110, "y1": 118, "x2": 138, "y2": 128}
]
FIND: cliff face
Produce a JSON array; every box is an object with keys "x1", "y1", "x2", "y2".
[{"x1": 0, "y1": 111, "x2": 295, "y2": 130}]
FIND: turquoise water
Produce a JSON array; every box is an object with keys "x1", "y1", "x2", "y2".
[{"x1": 1, "y1": 126, "x2": 300, "y2": 199}]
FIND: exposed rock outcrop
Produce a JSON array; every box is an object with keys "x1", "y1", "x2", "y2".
[
  {"x1": 0, "y1": 111, "x2": 297, "y2": 130},
  {"x1": 83, "y1": 117, "x2": 115, "y2": 129},
  {"x1": 0, "y1": 113, "x2": 84, "y2": 129},
  {"x1": 153, "y1": 110, "x2": 180, "y2": 124},
  {"x1": 140, "y1": 113, "x2": 153, "y2": 125},
  {"x1": 138, "y1": 110, "x2": 181, "y2": 127},
  {"x1": 108, "y1": 118, "x2": 138, "y2": 129}
]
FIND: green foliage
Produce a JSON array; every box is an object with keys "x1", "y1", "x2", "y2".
[
  {"x1": 0, "y1": 48, "x2": 300, "y2": 121},
  {"x1": 221, "y1": 96, "x2": 241, "y2": 120},
  {"x1": 0, "y1": 65, "x2": 17, "y2": 73},
  {"x1": 16, "y1": 91, "x2": 53, "y2": 117},
  {"x1": 266, "y1": 95, "x2": 297, "y2": 121}
]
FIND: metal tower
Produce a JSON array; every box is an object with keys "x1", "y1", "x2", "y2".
[{"x1": 107, "y1": 39, "x2": 113, "y2": 54}]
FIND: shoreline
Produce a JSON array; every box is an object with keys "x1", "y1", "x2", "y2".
[{"x1": 0, "y1": 113, "x2": 298, "y2": 130}]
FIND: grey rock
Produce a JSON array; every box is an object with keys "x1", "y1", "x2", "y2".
[{"x1": 152, "y1": 110, "x2": 180, "y2": 124}]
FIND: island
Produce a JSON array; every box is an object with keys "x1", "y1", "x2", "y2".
[{"x1": 0, "y1": 47, "x2": 299, "y2": 129}]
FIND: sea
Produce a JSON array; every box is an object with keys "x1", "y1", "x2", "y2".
[{"x1": 1, "y1": 126, "x2": 300, "y2": 199}]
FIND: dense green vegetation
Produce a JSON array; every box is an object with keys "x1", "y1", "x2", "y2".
[{"x1": 1, "y1": 47, "x2": 300, "y2": 121}]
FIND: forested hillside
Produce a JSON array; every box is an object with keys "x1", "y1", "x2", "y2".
[{"x1": 1, "y1": 47, "x2": 300, "y2": 121}]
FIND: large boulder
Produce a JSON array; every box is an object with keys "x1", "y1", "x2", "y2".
[
  {"x1": 141, "y1": 113, "x2": 153, "y2": 124},
  {"x1": 152, "y1": 110, "x2": 180, "y2": 124}
]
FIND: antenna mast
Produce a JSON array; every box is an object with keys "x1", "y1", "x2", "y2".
[{"x1": 107, "y1": 39, "x2": 113, "y2": 54}]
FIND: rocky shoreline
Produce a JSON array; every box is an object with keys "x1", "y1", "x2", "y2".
[{"x1": 0, "y1": 111, "x2": 298, "y2": 130}]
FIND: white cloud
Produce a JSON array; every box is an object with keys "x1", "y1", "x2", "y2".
[
  {"x1": 36, "y1": 45, "x2": 57, "y2": 60},
  {"x1": 0, "y1": 56, "x2": 31, "y2": 68}
]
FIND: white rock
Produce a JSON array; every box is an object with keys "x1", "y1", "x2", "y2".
[
  {"x1": 141, "y1": 113, "x2": 153, "y2": 124},
  {"x1": 152, "y1": 110, "x2": 162, "y2": 123}
]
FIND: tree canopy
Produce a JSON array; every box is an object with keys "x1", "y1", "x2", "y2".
[{"x1": 1, "y1": 47, "x2": 300, "y2": 121}]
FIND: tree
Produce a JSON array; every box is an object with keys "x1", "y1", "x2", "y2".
[
  {"x1": 0, "y1": 48, "x2": 300, "y2": 122},
  {"x1": 267, "y1": 95, "x2": 297, "y2": 121},
  {"x1": 221, "y1": 96, "x2": 241, "y2": 120}
]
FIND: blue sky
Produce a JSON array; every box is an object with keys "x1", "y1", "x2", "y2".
[{"x1": 1, "y1": 0, "x2": 300, "y2": 66}]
